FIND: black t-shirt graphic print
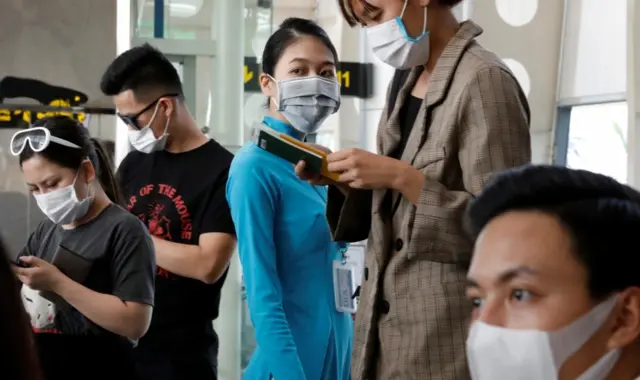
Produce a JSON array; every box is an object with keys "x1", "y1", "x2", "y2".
[
  {"x1": 117, "y1": 139, "x2": 235, "y2": 362},
  {"x1": 128, "y1": 183, "x2": 197, "y2": 279}
]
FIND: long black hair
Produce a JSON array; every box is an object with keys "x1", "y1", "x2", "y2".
[{"x1": 18, "y1": 116, "x2": 123, "y2": 205}]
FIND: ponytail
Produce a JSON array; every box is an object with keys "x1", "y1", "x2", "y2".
[{"x1": 90, "y1": 138, "x2": 124, "y2": 206}]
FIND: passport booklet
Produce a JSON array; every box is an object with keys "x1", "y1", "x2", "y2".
[{"x1": 254, "y1": 127, "x2": 340, "y2": 181}]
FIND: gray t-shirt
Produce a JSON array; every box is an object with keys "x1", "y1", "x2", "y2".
[{"x1": 20, "y1": 203, "x2": 156, "y2": 340}]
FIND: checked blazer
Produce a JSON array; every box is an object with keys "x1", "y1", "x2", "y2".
[{"x1": 326, "y1": 21, "x2": 532, "y2": 380}]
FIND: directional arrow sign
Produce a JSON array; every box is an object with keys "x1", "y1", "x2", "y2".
[
  {"x1": 243, "y1": 66, "x2": 254, "y2": 84},
  {"x1": 244, "y1": 57, "x2": 260, "y2": 92}
]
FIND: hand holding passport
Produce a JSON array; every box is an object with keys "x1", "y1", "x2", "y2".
[{"x1": 255, "y1": 127, "x2": 340, "y2": 181}]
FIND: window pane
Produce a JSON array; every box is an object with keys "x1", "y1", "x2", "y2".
[
  {"x1": 134, "y1": 0, "x2": 209, "y2": 40},
  {"x1": 558, "y1": 0, "x2": 627, "y2": 101},
  {"x1": 566, "y1": 102, "x2": 628, "y2": 183}
]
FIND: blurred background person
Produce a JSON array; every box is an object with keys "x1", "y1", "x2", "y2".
[
  {"x1": 227, "y1": 18, "x2": 352, "y2": 380},
  {"x1": 0, "y1": 236, "x2": 42, "y2": 380},
  {"x1": 465, "y1": 165, "x2": 640, "y2": 380},
  {"x1": 10, "y1": 116, "x2": 155, "y2": 379}
]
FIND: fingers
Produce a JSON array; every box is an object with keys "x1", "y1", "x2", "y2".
[
  {"x1": 295, "y1": 160, "x2": 326, "y2": 184},
  {"x1": 20, "y1": 256, "x2": 44, "y2": 266},
  {"x1": 12, "y1": 256, "x2": 43, "y2": 277},
  {"x1": 326, "y1": 148, "x2": 367, "y2": 173},
  {"x1": 17, "y1": 274, "x2": 30, "y2": 285},
  {"x1": 307, "y1": 143, "x2": 332, "y2": 155},
  {"x1": 337, "y1": 173, "x2": 364, "y2": 189},
  {"x1": 326, "y1": 148, "x2": 356, "y2": 163},
  {"x1": 295, "y1": 161, "x2": 318, "y2": 180},
  {"x1": 337, "y1": 169, "x2": 356, "y2": 183},
  {"x1": 294, "y1": 160, "x2": 307, "y2": 176},
  {"x1": 12, "y1": 265, "x2": 31, "y2": 277},
  {"x1": 327, "y1": 159, "x2": 352, "y2": 174}
]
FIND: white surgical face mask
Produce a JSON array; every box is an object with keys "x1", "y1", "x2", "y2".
[
  {"x1": 128, "y1": 102, "x2": 170, "y2": 153},
  {"x1": 270, "y1": 75, "x2": 341, "y2": 134},
  {"x1": 366, "y1": 0, "x2": 429, "y2": 69},
  {"x1": 467, "y1": 296, "x2": 621, "y2": 380},
  {"x1": 34, "y1": 168, "x2": 94, "y2": 225}
]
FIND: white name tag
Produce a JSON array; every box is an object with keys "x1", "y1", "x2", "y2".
[{"x1": 333, "y1": 260, "x2": 358, "y2": 314}]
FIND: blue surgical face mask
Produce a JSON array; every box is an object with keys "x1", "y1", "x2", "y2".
[
  {"x1": 366, "y1": 0, "x2": 430, "y2": 69},
  {"x1": 269, "y1": 75, "x2": 341, "y2": 134}
]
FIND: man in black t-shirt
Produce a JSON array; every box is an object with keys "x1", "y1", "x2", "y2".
[{"x1": 100, "y1": 44, "x2": 237, "y2": 380}]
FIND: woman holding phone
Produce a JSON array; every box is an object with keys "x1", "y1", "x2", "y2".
[{"x1": 10, "y1": 115, "x2": 156, "y2": 379}]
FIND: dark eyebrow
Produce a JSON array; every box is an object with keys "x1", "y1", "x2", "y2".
[
  {"x1": 289, "y1": 58, "x2": 335, "y2": 67},
  {"x1": 466, "y1": 266, "x2": 539, "y2": 288},
  {"x1": 362, "y1": 0, "x2": 380, "y2": 12},
  {"x1": 361, "y1": 0, "x2": 381, "y2": 19},
  {"x1": 344, "y1": 0, "x2": 379, "y2": 27}
]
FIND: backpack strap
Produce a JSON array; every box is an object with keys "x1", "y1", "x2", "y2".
[{"x1": 387, "y1": 69, "x2": 411, "y2": 119}]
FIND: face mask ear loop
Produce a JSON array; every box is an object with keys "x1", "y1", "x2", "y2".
[
  {"x1": 78, "y1": 159, "x2": 94, "y2": 202},
  {"x1": 161, "y1": 110, "x2": 171, "y2": 137},
  {"x1": 69, "y1": 164, "x2": 83, "y2": 202},
  {"x1": 145, "y1": 101, "x2": 161, "y2": 133},
  {"x1": 422, "y1": 6, "x2": 428, "y2": 34},
  {"x1": 400, "y1": 0, "x2": 409, "y2": 18},
  {"x1": 266, "y1": 74, "x2": 281, "y2": 109}
]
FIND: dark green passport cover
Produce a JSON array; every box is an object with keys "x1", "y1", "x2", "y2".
[{"x1": 256, "y1": 129, "x2": 323, "y2": 173}]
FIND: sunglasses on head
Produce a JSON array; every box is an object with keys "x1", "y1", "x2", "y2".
[
  {"x1": 117, "y1": 93, "x2": 179, "y2": 130},
  {"x1": 10, "y1": 127, "x2": 82, "y2": 156}
]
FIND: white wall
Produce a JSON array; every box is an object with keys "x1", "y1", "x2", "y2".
[
  {"x1": 466, "y1": 0, "x2": 564, "y2": 163},
  {"x1": 0, "y1": 1, "x2": 116, "y2": 109}
]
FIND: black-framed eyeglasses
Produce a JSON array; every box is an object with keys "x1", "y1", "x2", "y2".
[{"x1": 117, "y1": 93, "x2": 179, "y2": 130}]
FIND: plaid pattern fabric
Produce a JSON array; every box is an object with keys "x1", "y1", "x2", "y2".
[{"x1": 327, "y1": 21, "x2": 531, "y2": 380}]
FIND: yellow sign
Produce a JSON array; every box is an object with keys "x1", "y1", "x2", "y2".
[
  {"x1": 241, "y1": 59, "x2": 372, "y2": 98},
  {"x1": 0, "y1": 98, "x2": 86, "y2": 126},
  {"x1": 243, "y1": 66, "x2": 254, "y2": 84},
  {"x1": 336, "y1": 70, "x2": 351, "y2": 88}
]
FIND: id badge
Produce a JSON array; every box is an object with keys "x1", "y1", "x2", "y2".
[{"x1": 333, "y1": 260, "x2": 358, "y2": 314}]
